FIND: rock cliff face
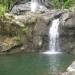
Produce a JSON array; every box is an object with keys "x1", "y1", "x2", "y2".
[
  {"x1": 59, "y1": 8, "x2": 75, "y2": 54},
  {"x1": 0, "y1": 7, "x2": 75, "y2": 54},
  {"x1": 0, "y1": 11, "x2": 50, "y2": 53},
  {"x1": 0, "y1": 9, "x2": 63, "y2": 54}
]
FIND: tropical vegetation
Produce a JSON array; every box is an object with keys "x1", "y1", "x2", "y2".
[{"x1": 0, "y1": 0, "x2": 75, "y2": 16}]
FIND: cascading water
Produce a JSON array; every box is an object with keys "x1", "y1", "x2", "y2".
[
  {"x1": 31, "y1": 0, "x2": 38, "y2": 12},
  {"x1": 49, "y1": 18, "x2": 60, "y2": 52},
  {"x1": 31, "y1": 0, "x2": 46, "y2": 12},
  {"x1": 43, "y1": 18, "x2": 61, "y2": 54},
  {"x1": 30, "y1": 0, "x2": 61, "y2": 54}
]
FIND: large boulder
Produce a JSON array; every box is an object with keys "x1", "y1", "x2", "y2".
[
  {"x1": 62, "y1": 61, "x2": 75, "y2": 75},
  {"x1": 0, "y1": 14, "x2": 24, "y2": 53},
  {"x1": 0, "y1": 36, "x2": 21, "y2": 52}
]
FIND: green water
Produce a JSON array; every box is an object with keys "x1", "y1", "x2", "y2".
[{"x1": 0, "y1": 53, "x2": 75, "y2": 75}]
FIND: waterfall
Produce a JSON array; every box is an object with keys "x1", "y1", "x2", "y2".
[
  {"x1": 43, "y1": 18, "x2": 61, "y2": 54},
  {"x1": 31, "y1": 0, "x2": 46, "y2": 12},
  {"x1": 31, "y1": 0, "x2": 38, "y2": 12},
  {"x1": 49, "y1": 18, "x2": 60, "y2": 52}
]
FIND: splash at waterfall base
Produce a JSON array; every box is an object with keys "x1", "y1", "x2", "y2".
[{"x1": 0, "y1": 7, "x2": 75, "y2": 54}]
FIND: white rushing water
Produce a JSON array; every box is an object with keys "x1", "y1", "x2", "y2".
[
  {"x1": 43, "y1": 18, "x2": 61, "y2": 54},
  {"x1": 31, "y1": 0, "x2": 46, "y2": 12},
  {"x1": 49, "y1": 19, "x2": 60, "y2": 52},
  {"x1": 31, "y1": 0, "x2": 38, "y2": 12}
]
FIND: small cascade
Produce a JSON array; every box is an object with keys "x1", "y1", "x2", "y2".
[
  {"x1": 31, "y1": 0, "x2": 39, "y2": 12},
  {"x1": 11, "y1": 0, "x2": 48, "y2": 14},
  {"x1": 31, "y1": 0, "x2": 46, "y2": 12},
  {"x1": 43, "y1": 18, "x2": 61, "y2": 54}
]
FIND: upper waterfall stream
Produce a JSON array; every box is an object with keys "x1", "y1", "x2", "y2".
[
  {"x1": 31, "y1": 0, "x2": 46, "y2": 12},
  {"x1": 31, "y1": 0, "x2": 38, "y2": 12}
]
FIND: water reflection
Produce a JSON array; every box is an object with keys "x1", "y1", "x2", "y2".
[
  {"x1": 48, "y1": 55, "x2": 61, "y2": 75},
  {"x1": 41, "y1": 53, "x2": 74, "y2": 75},
  {"x1": 0, "y1": 53, "x2": 74, "y2": 75}
]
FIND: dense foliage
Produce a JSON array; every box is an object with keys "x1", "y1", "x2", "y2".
[
  {"x1": 0, "y1": 0, "x2": 15, "y2": 16},
  {"x1": 0, "y1": 0, "x2": 75, "y2": 16},
  {"x1": 51, "y1": 0, "x2": 75, "y2": 9}
]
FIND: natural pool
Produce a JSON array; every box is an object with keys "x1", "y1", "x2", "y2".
[{"x1": 0, "y1": 53, "x2": 75, "y2": 75}]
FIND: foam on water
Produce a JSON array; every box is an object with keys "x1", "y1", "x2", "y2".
[{"x1": 42, "y1": 51, "x2": 62, "y2": 55}]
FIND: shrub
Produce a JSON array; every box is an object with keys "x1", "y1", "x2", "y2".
[
  {"x1": 0, "y1": 4, "x2": 6, "y2": 16},
  {"x1": 51, "y1": 0, "x2": 75, "y2": 9},
  {"x1": 0, "y1": 0, "x2": 15, "y2": 16}
]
